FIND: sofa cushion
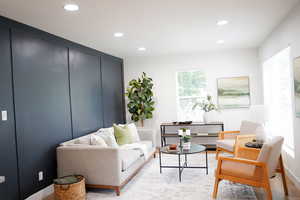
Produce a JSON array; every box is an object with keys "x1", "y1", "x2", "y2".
[
  {"x1": 120, "y1": 149, "x2": 141, "y2": 172},
  {"x1": 60, "y1": 134, "x2": 93, "y2": 146},
  {"x1": 119, "y1": 123, "x2": 141, "y2": 143},
  {"x1": 90, "y1": 135, "x2": 107, "y2": 147},
  {"x1": 74, "y1": 136, "x2": 91, "y2": 145},
  {"x1": 113, "y1": 124, "x2": 132, "y2": 145},
  {"x1": 95, "y1": 128, "x2": 118, "y2": 148},
  {"x1": 216, "y1": 139, "x2": 235, "y2": 152},
  {"x1": 138, "y1": 141, "x2": 153, "y2": 153}
]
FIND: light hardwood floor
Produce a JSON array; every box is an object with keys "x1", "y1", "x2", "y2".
[{"x1": 254, "y1": 174, "x2": 300, "y2": 200}]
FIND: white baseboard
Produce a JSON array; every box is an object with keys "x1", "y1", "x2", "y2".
[
  {"x1": 25, "y1": 184, "x2": 53, "y2": 200},
  {"x1": 285, "y1": 166, "x2": 300, "y2": 189}
]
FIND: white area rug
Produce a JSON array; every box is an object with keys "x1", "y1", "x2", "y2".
[{"x1": 87, "y1": 153, "x2": 257, "y2": 200}]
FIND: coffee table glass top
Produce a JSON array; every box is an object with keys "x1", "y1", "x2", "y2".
[{"x1": 160, "y1": 144, "x2": 206, "y2": 155}]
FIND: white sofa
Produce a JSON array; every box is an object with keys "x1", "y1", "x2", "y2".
[{"x1": 57, "y1": 128, "x2": 156, "y2": 196}]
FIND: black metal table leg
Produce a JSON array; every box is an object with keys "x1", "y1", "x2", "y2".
[
  {"x1": 159, "y1": 149, "x2": 162, "y2": 173},
  {"x1": 205, "y1": 150, "x2": 208, "y2": 175},
  {"x1": 178, "y1": 154, "x2": 181, "y2": 182}
]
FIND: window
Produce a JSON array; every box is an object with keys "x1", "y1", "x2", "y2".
[
  {"x1": 176, "y1": 71, "x2": 207, "y2": 121},
  {"x1": 263, "y1": 47, "x2": 294, "y2": 156}
]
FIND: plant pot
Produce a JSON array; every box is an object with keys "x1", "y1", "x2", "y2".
[
  {"x1": 203, "y1": 110, "x2": 218, "y2": 123},
  {"x1": 183, "y1": 142, "x2": 191, "y2": 150}
]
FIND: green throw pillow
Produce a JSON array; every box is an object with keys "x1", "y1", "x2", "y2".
[{"x1": 113, "y1": 124, "x2": 132, "y2": 145}]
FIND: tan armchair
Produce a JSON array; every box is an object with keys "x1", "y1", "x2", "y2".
[
  {"x1": 213, "y1": 136, "x2": 288, "y2": 200},
  {"x1": 216, "y1": 121, "x2": 262, "y2": 159}
]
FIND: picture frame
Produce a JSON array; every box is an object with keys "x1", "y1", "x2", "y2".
[{"x1": 217, "y1": 76, "x2": 250, "y2": 109}]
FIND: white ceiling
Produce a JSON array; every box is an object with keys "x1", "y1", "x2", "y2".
[{"x1": 0, "y1": 0, "x2": 299, "y2": 58}]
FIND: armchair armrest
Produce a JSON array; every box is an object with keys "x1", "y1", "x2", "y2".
[
  {"x1": 137, "y1": 128, "x2": 156, "y2": 147},
  {"x1": 218, "y1": 156, "x2": 264, "y2": 167},
  {"x1": 57, "y1": 146, "x2": 122, "y2": 186},
  {"x1": 218, "y1": 130, "x2": 240, "y2": 139}
]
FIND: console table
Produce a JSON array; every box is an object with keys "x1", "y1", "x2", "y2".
[{"x1": 160, "y1": 122, "x2": 224, "y2": 149}]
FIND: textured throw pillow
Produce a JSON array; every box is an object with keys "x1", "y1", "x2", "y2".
[
  {"x1": 90, "y1": 135, "x2": 108, "y2": 147},
  {"x1": 74, "y1": 136, "x2": 91, "y2": 145},
  {"x1": 96, "y1": 128, "x2": 119, "y2": 148},
  {"x1": 119, "y1": 123, "x2": 140, "y2": 143},
  {"x1": 113, "y1": 124, "x2": 132, "y2": 145}
]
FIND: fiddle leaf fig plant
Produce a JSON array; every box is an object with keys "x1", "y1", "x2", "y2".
[{"x1": 125, "y1": 72, "x2": 155, "y2": 127}]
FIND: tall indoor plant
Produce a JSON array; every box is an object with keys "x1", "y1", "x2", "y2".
[{"x1": 126, "y1": 72, "x2": 155, "y2": 127}]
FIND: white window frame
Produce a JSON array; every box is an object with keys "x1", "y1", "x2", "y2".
[{"x1": 176, "y1": 70, "x2": 207, "y2": 121}]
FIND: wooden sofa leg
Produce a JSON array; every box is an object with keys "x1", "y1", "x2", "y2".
[
  {"x1": 115, "y1": 187, "x2": 121, "y2": 196},
  {"x1": 153, "y1": 152, "x2": 156, "y2": 158}
]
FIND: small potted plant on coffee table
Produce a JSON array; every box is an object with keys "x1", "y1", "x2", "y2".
[{"x1": 179, "y1": 128, "x2": 192, "y2": 150}]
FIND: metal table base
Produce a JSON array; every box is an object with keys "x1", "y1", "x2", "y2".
[{"x1": 159, "y1": 149, "x2": 208, "y2": 182}]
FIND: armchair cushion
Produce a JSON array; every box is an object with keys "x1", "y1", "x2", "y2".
[
  {"x1": 240, "y1": 121, "x2": 261, "y2": 135},
  {"x1": 257, "y1": 136, "x2": 284, "y2": 177},
  {"x1": 220, "y1": 160, "x2": 263, "y2": 181},
  {"x1": 216, "y1": 139, "x2": 235, "y2": 152}
]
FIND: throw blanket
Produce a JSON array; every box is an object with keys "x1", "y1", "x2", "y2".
[{"x1": 121, "y1": 143, "x2": 149, "y2": 159}]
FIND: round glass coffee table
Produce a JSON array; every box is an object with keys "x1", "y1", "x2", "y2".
[{"x1": 159, "y1": 144, "x2": 208, "y2": 182}]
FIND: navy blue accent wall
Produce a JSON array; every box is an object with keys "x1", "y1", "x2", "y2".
[
  {"x1": 69, "y1": 48, "x2": 103, "y2": 138},
  {"x1": 0, "y1": 15, "x2": 125, "y2": 199},
  {"x1": 0, "y1": 23, "x2": 19, "y2": 200},
  {"x1": 102, "y1": 55, "x2": 125, "y2": 127}
]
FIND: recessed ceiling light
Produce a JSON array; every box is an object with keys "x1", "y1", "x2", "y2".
[
  {"x1": 138, "y1": 47, "x2": 146, "y2": 51},
  {"x1": 64, "y1": 4, "x2": 79, "y2": 11},
  {"x1": 217, "y1": 20, "x2": 228, "y2": 26},
  {"x1": 114, "y1": 32, "x2": 124, "y2": 37},
  {"x1": 216, "y1": 40, "x2": 225, "y2": 44}
]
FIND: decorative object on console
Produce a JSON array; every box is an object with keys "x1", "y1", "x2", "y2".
[
  {"x1": 126, "y1": 72, "x2": 155, "y2": 127},
  {"x1": 193, "y1": 95, "x2": 218, "y2": 123},
  {"x1": 217, "y1": 76, "x2": 250, "y2": 108},
  {"x1": 293, "y1": 57, "x2": 300, "y2": 117}
]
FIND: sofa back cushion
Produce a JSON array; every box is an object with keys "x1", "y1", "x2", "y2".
[
  {"x1": 119, "y1": 123, "x2": 140, "y2": 143},
  {"x1": 96, "y1": 128, "x2": 119, "y2": 148},
  {"x1": 240, "y1": 121, "x2": 261, "y2": 135},
  {"x1": 91, "y1": 135, "x2": 108, "y2": 147},
  {"x1": 113, "y1": 124, "x2": 132, "y2": 145},
  {"x1": 60, "y1": 134, "x2": 93, "y2": 146}
]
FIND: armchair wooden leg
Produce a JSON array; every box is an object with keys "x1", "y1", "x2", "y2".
[
  {"x1": 279, "y1": 155, "x2": 288, "y2": 195},
  {"x1": 215, "y1": 148, "x2": 220, "y2": 160},
  {"x1": 212, "y1": 178, "x2": 220, "y2": 198},
  {"x1": 265, "y1": 185, "x2": 273, "y2": 200}
]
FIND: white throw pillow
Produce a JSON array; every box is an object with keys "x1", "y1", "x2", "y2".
[
  {"x1": 96, "y1": 128, "x2": 118, "y2": 148},
  {"x1": 127, "y1": 123, "x2": 140, "y2": 143},
  {"x1": 74, "y1": 136, "x2": 91, "y2": 145},
  {"x1": 118, "y1": 123, "x2": 140, "y2": 143},
  {"x1": 91, "y1": 135, "x2": 108, "y2": 147}
]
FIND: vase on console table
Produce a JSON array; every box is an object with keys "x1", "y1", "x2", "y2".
[{"x1": 203, "y1": 110, "x2": 218, "y2": 124}]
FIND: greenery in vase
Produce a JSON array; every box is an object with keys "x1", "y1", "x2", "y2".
[
  {"x1": 125, "y1": 72, "x2": 155, "y2": 126},
  {"x1": 182, "y1": 135, "x2": 192, "y2": 143},
  {"x1": 192, "y1": 95, "x2": 218, "y2": 112}
]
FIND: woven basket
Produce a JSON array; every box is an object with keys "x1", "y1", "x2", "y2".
[{"x1": 54, "y1": 175, "x2": 86, "y2": 200}]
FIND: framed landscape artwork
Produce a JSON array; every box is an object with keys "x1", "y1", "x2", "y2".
[
  {"x1": 217, "y1": 76, "x2": 250, "y2": 109},
  {"x1": 294, "y1": 57, "x2": 300, "y2": 118}
]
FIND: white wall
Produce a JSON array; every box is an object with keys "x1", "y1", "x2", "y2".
[
  {"x1": 259, "y1": 2, "x2": 300, "y2": 188},
  {"x1": 124, "y1": 48, "x2": 263, "y2": 135}
]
